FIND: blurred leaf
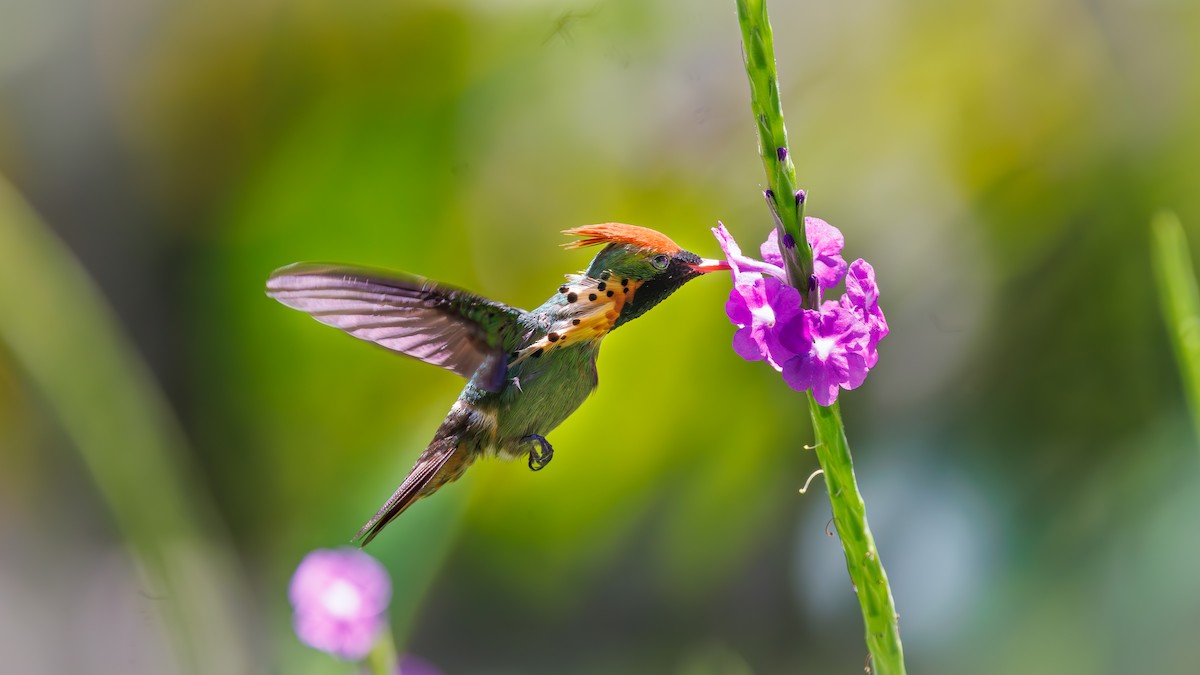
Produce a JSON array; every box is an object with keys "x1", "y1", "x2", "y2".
[
  {"x1": 0, "y1": 178, "x2": 254, "y2": 673},
  {"x1": 1151, "y1": 210, "x2": 1200, "y2": 446}
]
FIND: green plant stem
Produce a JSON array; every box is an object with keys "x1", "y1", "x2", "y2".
[
  {"x1": 736, "y1": 0, "x2": 814, "y2": 308},
  {"x1": 808, "y1": 398, "x2": 905, "y2": 673},
  {"x1": 1151, "y1": 211, "x2": 1200, "y2": 446},
  {"x1": 364, "y1": 623, "x2": 398, "y2": 675},
  {"x1": 735, "y1": 2, "x2": 906, "y2": 672}
]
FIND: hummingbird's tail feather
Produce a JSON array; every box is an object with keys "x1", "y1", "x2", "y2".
[{"x1": 355, "y1": 412, "x2": 476, "y2": 546}]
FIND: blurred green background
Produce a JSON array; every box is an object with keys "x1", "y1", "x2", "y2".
[{"x1": 3, "y1": 0, "x2": 1200, "y2": 673}]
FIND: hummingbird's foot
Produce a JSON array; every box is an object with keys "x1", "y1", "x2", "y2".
[{"x1": 523, "y1": 435, "x2": 554, "y2": 471}]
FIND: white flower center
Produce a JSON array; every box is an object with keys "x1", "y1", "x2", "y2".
[
  {"x1": 320, "y1": 579, "x2": 363, "y2": 618},
  {"x1": 812, "y1": 336, "x2": 836, "y2": 361},
  {"x1": 751, "y1": 303, "x2": 775, "y2": 327}
]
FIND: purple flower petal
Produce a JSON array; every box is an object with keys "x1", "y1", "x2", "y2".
[
  {"x1": 732, "y1": 326, "x2": 764, "y2": 361},
  {"x1": 779, "y1": 306, "x2": 868, "y2": 405},
  {"x1": 760, "y1": 219, "x2": 847, "y2": 292},
  {"x1": 761, "y1": 228, "x2": 783, "y2": 267},
  {"x1": 290, "y1": 548, "x2": 392, "y2": 661},
  {"x1": 293, "y1": 607, "x2": 384, "y2": 661},
  {"x1": 806, "y1": 218, "x2": 848, "y2": 291},
  {"x1": 841, "y1": 259, "x2": 888, "y2": 367},
  {"x1": 725, "y1": 286, "x2": 754, "y2": 327},
  {"x1": 844, "y1": 258, "x2": 879, "y2": 312},
  {"x1": 842, "y1": 345, "x2": 870, "y2": 390},
  {"x1": 713, "y1": 223, "x2": 786, "y2": 281}
]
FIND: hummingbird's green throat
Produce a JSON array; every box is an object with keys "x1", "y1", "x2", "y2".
[{"x1": 267, "y1": 223, "x2": 728, "y2": 545}]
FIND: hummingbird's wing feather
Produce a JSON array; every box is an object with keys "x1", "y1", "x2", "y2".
[{"x1": 266, "y1": 263, "x2": 523, "y2": 392}]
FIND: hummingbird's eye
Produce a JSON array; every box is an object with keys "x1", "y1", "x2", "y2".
[{"x1": 651, "y1": 253, "x2": 670, "y2": 270}]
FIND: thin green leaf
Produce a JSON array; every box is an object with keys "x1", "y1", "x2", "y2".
[
  {"x1": 0, "y1": 178, "x2": 254, "y2": 673},
  {"x1": 1151, "y1": 211, "x2": 1200, "y2": 445}
]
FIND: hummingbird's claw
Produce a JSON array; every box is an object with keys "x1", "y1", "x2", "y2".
[{"x1": 524, "y1": 435, "x2": 554, "y2": 471}]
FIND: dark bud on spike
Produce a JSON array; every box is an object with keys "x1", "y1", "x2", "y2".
[
  {"x1": 808, "y1": 275, "x2": 818, "y2": 294},
  {"x1": 764, "y1": 189, "x2": 774, "y2": 201},
  {"x1": 776, "y1": 147, "x2": 787, "y2": 162},
  {"x1": 795, "y1": 189, "x2": 806, "y2": 205},
  {"x1": 782, "y1": 233, "x2": 796, "y2": 250},
  {"x1": 567, "y1": 292, "x2": 578, "y2": 303}
]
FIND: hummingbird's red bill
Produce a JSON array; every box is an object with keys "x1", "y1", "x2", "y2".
[{"x1": 689, "y1": 258, "x2": 732, "y2": 274}]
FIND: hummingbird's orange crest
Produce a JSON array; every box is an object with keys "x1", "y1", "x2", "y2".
[{"x1": 562, "y1": 223, "x2": 681, "y2": 254}]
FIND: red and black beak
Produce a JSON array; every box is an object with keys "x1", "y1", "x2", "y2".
[{"x1": 688, "y1": 257, "x2": 731, "y2": 274}]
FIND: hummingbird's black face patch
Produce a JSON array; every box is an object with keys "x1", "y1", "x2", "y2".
[
  {"x1": 612, "y1": 249, "x2": 704, "y2": 328},
  {"x1": 673, "y1": 250, "x2": 701, "y2": 267}
]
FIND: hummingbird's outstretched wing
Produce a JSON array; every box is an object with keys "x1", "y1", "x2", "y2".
[{"x1": 266, "y1": 263, "x2": 524, "y2": 392}]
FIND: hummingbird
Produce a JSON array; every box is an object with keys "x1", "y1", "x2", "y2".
[{"x1": 266, "y1": 223, "x2": 728, "y2": 545}]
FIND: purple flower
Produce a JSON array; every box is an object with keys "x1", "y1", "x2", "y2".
[
  {"x1": 397, "y1": 654, "x2": 443, "y2": 675},
  {"x1": 778, "y1": 305, "x2": 869, "y2": 405},
  {"x1": 712, "y1": 221, "x2": 885, "y2": 405},
  {"x1": 726, "y1": 275, "x2": 804, "y2": 369},
  {"x1": 715, "y1": 223, "x2": 802, "y2": 369},
  {"x1": 289, "y1": 548, "x2": 392, "y2": 660}
]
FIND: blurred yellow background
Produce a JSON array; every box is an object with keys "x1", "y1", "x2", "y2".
[{"x1": 2, "y1": 0, "x2": 1200, "y2": 673}]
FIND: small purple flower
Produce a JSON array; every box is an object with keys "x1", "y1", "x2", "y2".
[
  {"x1": 726, "y1": 275, "x2": 804, "y2": 369},
  {"x1": 778, "y1": 305, "x2": 869, "y2": 405},
  {"x1": 715, "y1": 223, "x2": 803, "y2": 369},
  {"x1": 397, "y1": 654, "x2": 443, "y2": 675},
  {"x1": 289, "y1": 548, "x2": 392, "y2": 661}
]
